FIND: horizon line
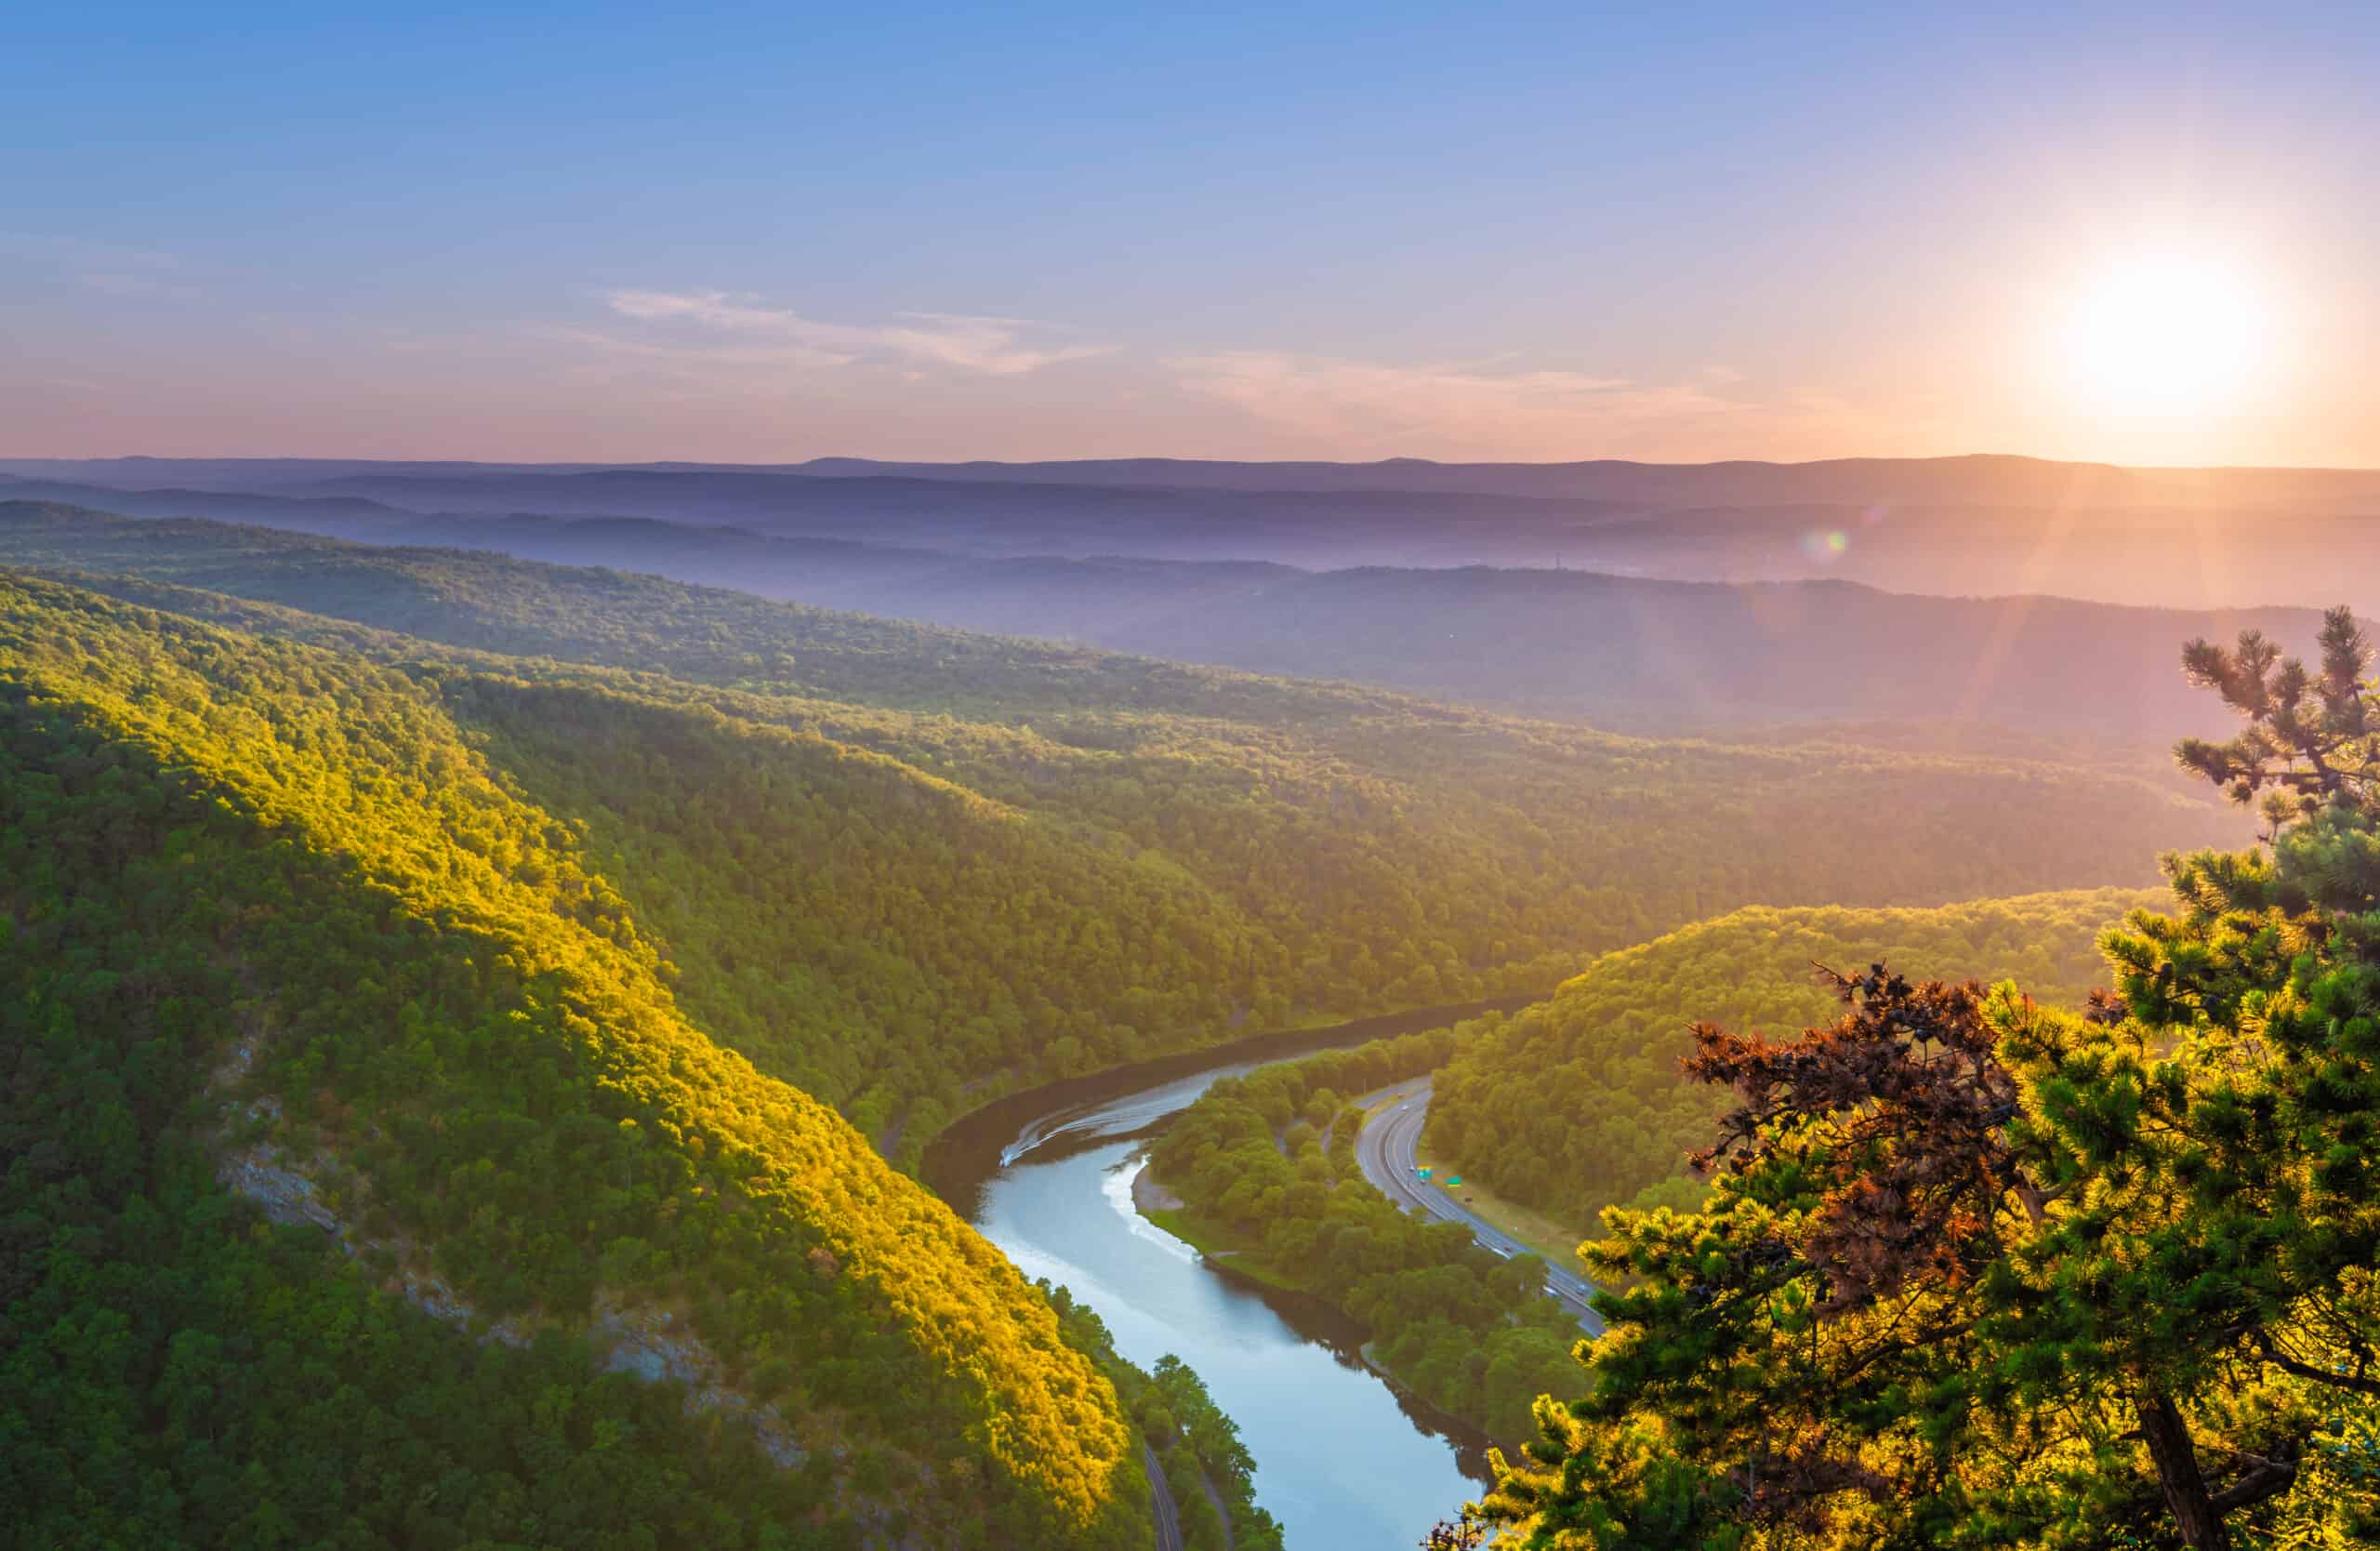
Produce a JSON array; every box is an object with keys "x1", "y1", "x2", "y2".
[{"x1": 6, "y1": 450, "x2": 2379, "y2": 476}]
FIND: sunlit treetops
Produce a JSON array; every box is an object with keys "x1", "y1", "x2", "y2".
[
  {"x1": 0, "y1": 504, "x2": 2252, "y2": 1168},
  {"x1": 0, "y1": 572, "x2": 1148, "y2": 1548},
  {"x1": 1470, "y1": 611, "x2": 2380, "y2": 1551},
  {"x1": 1426, "y1": 889, "x2": 2168, "y2": 1221}
]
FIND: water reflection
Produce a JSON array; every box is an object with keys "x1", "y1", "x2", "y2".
[{"x1": 969, "y1": 1075, "x2": 1493, "y2": 1551}]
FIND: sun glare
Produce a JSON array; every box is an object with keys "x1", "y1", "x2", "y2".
[{"x1": 2054, "y1": 249, "x2": 2272, "y2": 419}]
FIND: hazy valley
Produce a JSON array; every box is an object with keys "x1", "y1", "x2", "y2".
[
  {"x1": 15, "y1": 8, "x2": 2380, "y2": 1546},
  {"x1": 5, "y1": 465, "x2": 2352, "y2": 1548}
]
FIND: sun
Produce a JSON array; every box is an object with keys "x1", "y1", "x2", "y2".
[{"x1": 2054, "y1": 248, "x2": 2273, "y2": 418}]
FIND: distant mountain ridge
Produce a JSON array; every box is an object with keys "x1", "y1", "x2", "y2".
[
  {"x1": 775, "y1": 453, "x2": 2380, "y2": 509},
  {"x1": 10, "y1": 457, "x2": 2377, "y2": 616},
  {"x1": 14, "y1": 451, "x2": 2380, "y2": 503},
  {"x1": 0, "y1": 496, "x2": 2358, "y2": 739}
]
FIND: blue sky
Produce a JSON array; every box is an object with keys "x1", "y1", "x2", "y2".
[{"x1": 7, "y1": 2, "x2": 2375, "y2": 463}]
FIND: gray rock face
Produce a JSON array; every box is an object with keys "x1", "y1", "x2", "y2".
[
  {"x1": 218, "y1": 1147, "x2": 343, "y2": 1237},
  {"x1": 592, "y1": 1303, "x2": 806, "y2": 1466},
  {"x1": 210, "y1": 1044, "x2": 803, "y2": 1470}
]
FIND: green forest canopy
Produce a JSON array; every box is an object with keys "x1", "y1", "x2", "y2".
[
  {"x1": 0, "y1": 573, "x2": 1147, "y2": 1549},
  {"x1": 1427, "y1": 889, "x2": 2167, "y2": 1222},
  {"x1": 0, "y1": 506, "x2": 2295, "y2": 1548},
  {"x1": 0, "y1": 504, "x2": 2251, "y2": 1167},
  {"x1": 1471, "y1": 607, "x2": 2380, "y2": 1551}
]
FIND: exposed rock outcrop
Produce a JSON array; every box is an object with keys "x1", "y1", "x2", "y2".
[{"x1": 209, "y1": 1031, "x2": 803, "y2": 1466}]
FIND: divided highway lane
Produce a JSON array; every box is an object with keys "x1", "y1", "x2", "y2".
[{"x1": 1353, "y1": 1079, "x2": 1605, "y2": 1334}]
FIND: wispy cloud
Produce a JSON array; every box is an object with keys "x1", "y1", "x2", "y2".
[
  {"x1": 593, "y1": 289, "x2": 1111, "y2": 376},
  {"x1": 0, "y1": 232, "x2": 181, "y2": 271},
  {"x1": 1165, "y1": 350, "x2": 1901, "y2": 460},
  {"x1": 1166, "y1": 351, "x2": 1715, "y2": 454},
  {"x1": 0, "y1": 232, "x2": 196, "y2": 298},
  {"x1": 75, "y1": 272, "x2": 201, "y2": 298}
]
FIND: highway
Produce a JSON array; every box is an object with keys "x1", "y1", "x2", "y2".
[{"x1": 1353, "y1": 1078, "x2": 1606, "y2": 1334}]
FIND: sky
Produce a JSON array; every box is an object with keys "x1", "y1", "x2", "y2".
[{"x1": 6, "y1": 2, "x2": 2377, "y2": 467}]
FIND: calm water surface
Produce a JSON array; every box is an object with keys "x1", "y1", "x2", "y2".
[{"x1": 937, "y1": 1037, "x2": 1504, "y2": 1551}]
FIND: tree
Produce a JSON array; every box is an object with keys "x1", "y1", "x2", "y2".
[
  {"x1": 2176, "y1": 606, "x2": 2379, "y2": 834},
  {"x1": 1421, "y1": 1511, "x2": 1490, "y2": 1549},
  {"x1": 1471, "y1": 609, "x2": 2380, "y2": 1550}
]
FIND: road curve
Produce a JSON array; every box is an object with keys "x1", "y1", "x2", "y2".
[
  {"x1": 1144, "y1": 1440, "x2": 1185, "y2": 1551},
  {"x1": 1353, "y1": 1078, "x2": 1605, "y2": 1334}
]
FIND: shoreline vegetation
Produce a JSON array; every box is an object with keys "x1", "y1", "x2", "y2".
[
  {"x1": 1132, "y1": 1022, "x2": 1580, "y2": 1446},
  {"x1": 1043, "y1": 1286, "x2": 1282, "y2": 1551},
  {"x1": 1132, "y1": 1153, "x2": 1492, "y2": 1459},
  {"x1": 920, "y1": 994, "x2": 1550, "y2": 1204},
  {"x1": 1423, "y1": 888, "x2": 2174, "y2": 1225},
  {"x1": 1121, "y1": 889, "x2": 2192, "y2": 1466}
]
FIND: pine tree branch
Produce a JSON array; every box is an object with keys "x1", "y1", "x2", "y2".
[{"x1": 2254, "y1": 1332, "x2": 2380, "y2": 1397}]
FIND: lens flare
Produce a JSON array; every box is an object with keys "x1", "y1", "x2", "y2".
[{"x1": 1800, "y1": 529, "x2": 1850, "y2": 563}]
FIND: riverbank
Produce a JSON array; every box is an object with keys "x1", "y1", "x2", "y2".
[
  {"x1": 1131, "y1": 1156, "x2": 1539, "y2": 1451},
  {"x1": 967, "y1": 1080, "x2": 1494, "y2": 1548},
  {"x1": 1131, "y1": 1162, "x2": 1186, "y2": 1214},
  {"x1": 924, "y1": 988, "x2": 1527, "y2": 1546},
  {"x1": 1135, "y1": 1173, "x2": 1473, "y2": 1431},
  {"x1": 1137, "y1": 1027, "x2": 1585, "y2": 1448},
  {"x1": 1133, "y1": 1159, "x2": 1308, "y2": 1296},
  {"x1": 919, "y1": 993, "x2": 1546, "y2": 1211}
]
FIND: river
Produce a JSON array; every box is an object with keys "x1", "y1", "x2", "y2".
[{"x1": 927, "y1": 1001, "x2": 1535, "y2": 1551}]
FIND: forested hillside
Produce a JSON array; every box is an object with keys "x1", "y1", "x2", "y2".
[
  {"x1": 1475, "y1": 610, "x2": 2380, "y2": 1550},
  {"x1": 0, "y1": 575, "x2": 1148, "y2": 1549},
  {"x1": 3, "y1": 499, "x2": 2359, "y2": 1551},
  {"x1": 1426, "y1": 888, "x2": 2163, "y2": 1220},
  {"x1": 7, "y1": 496, "x2": 2354, "y2": 738},
  {"x1": 0, "y1": 507, "x2": 2255, "y2": 1165}
]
